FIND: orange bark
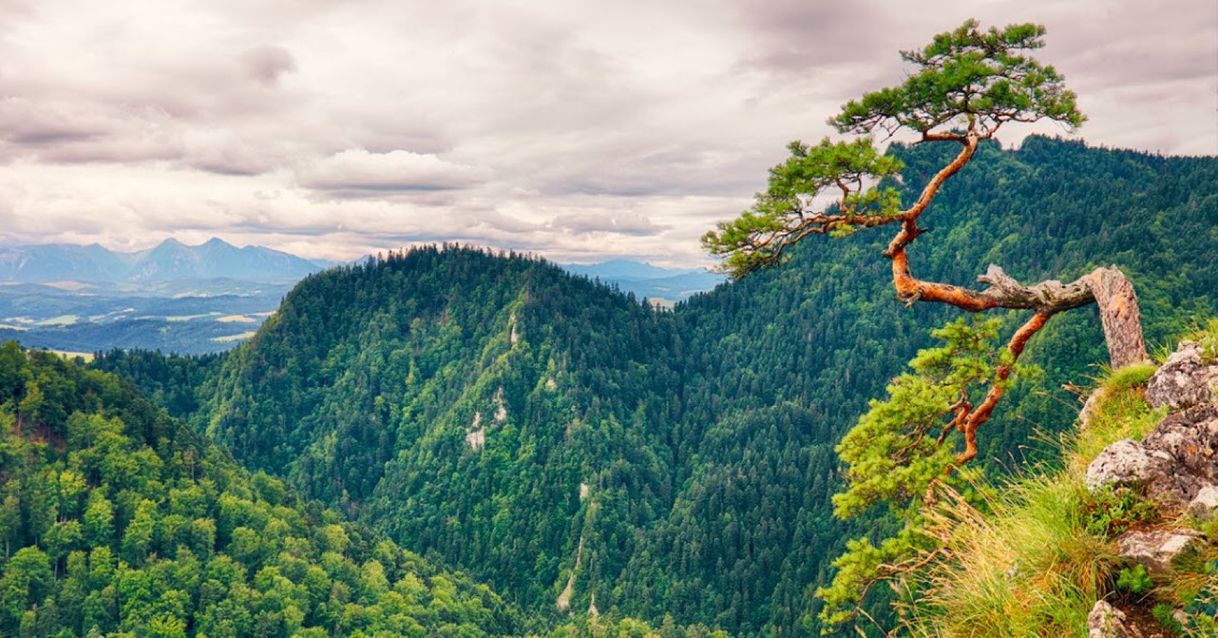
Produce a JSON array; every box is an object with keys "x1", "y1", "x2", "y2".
[{"x1": 957, "y1": 311, "x2": 1049, "y2": 462}]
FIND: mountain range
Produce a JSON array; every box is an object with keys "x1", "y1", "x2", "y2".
[
  {"x1": 0, "y1": 237, "x2": 331, "y2": 284},
  {"x1": 0, "y1": 237, "x2": 725, "y2": 353},
  {"x1": 562, "y1": 259, "x2": 724, "y2": 304},
  {"x1": 91, "y1": 136, "x2": 1218, "y2": 635}
]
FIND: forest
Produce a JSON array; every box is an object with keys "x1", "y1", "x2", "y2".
[
  {"x1": 86, "y1": 135, "x2": 1218, "y2": 635},
  {"x1": 0, "y1": 343, "x2": 521, "y2": 637}
]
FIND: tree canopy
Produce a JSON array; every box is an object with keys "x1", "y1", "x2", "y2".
[
  {"x1": 704, "y1": 19, "x2": 1084, "y2": 279},
  {"x1": 703, "y1": 19, "x2": 1148, "y2": 633}
]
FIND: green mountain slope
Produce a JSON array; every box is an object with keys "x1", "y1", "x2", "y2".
[
  {"x1": 0, "y1": 343, "x2": 519, "y2": 637},
  {"x1": 97, "y1": 136, "x2": 1218, "y2": 635}
]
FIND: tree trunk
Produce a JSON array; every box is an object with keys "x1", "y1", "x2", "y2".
[{"x1": 1083, "y1": 266, "x2": 1149, "y2": 369}]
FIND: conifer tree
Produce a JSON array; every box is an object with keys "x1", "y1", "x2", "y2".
[{"x1": 703, "y1": 20, "x2": 1150, "y2": 631}]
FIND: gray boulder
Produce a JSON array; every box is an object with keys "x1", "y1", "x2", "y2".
[
  {"x1": 1145, "y1": 341, "x2": 1217, "y2": 410},
  {"x1": 1087, "y1": 600, "x2": 1142, "y2": 638},
  {"x1": 1116, "y1": 528, "x2": 1203, "y2": 575},
  {"x1": 1085, "y1": 439, "x2": 1166, "y2": 491},
  {"x1": 1188, "y1": 485, "x2": 1218, "y2": 521},
  {"x1": 1139, "y1": 404, "x2": 1218, "y2": 496}
]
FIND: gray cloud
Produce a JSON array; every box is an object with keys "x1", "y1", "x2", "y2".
[
  {"x1": 242, "y1": 45, "x2": 297, "y2": 86},
  {"x1": 0, "y1": 0, "x2": 1213, "y2": 266}
]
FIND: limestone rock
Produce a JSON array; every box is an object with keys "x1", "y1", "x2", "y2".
[
  {"x1": 1139, "y1": 405, "x2": 1218, "y2": 499},
  {"x1": 465, "y1": 428, "x2": 485, "y2": 452},
  {"x1": 1146, "y1": 341, "x2": 1217, "y2": 410},
  {"x1": 1086, "y1": 342, "x2": 1218, "y2": 502},
  {"x1": 1087, "y1": 600, "x2": 1142, "y2": 638},
  {"x1": 466, "y1": 411, "x2": 485, "y2": 452},
  {"x1": 1115, "y1": 528, "x2": 1202, "y2": 575},
  {"x1": 493, "y1": 388, "x2": 508, "y2": 424},
  {"x1": 1085, "y1": 439, "x2": 1163, "y2": 491},
  {"x1": 1079, "y1": 388, "x2": 1104, "y2": 431},
  {"x1": 1188, "y1": 485, "x2": 1218, "y2": 520}
]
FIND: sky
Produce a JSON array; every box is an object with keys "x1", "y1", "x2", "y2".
[{"x1": 1, "y1": 0, "x2": 1215, "y2": 267}]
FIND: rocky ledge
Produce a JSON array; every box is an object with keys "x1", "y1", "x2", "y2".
[
  {"x1": 1084, "y1": 341, "x2": 1218, "y2": 637},
  {"x1": 1086, "y1": 341, "x2": 1218, "y2": 519}
]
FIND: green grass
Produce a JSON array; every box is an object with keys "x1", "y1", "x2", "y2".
[{"x1": 897, "y1": 360, "x2": 1193, "y2": 638}]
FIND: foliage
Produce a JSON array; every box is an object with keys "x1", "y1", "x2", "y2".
[
  {"x1": 96, "y1": 134, "x2": 1218, "y2": 636},
  {"x1": 833, "y1": 20, "x2": 1083, "y2": 137},
  {"x1": 1177, "y1": 560, "x2": 1218, "y2": 637},
  {"x1": 833, "y1": 317, "x2": 1020, "y2": 520},
  {"x1": 1115, "y1": 565, "x2": 1153, "y2": 596},
  {"x1": 702, "y1": 139, "x2": 904, "y2": 276},
  {"x1": 1083, "y1": 487, "x2": 1158, "y2": 538},
  {"x1": 538, "y1": 613, "x2": 730, "y2": 638},
  {"x1": 0, "y1": 342, "x2": 518, "y2": 637},
  {"x1": 896, "y1": 359, "x2": 1218, "y2": 637},
  {"x1": 703, "y1": 19, "x2": 1085, "y2": 279},
  {"x1": 1152, "y1": 603, "x2": 1184, "y2": 634},
  {"x1": 816, "y1": 318, "x2": 1024, "y2": 627}
]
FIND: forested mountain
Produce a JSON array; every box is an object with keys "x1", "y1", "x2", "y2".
[
  {"x1": 96, "y1": 136, "x2": 1218, "y2": 635},
  {"x1": 0, "y1": 344, "x2": 519, "y2": 636}
]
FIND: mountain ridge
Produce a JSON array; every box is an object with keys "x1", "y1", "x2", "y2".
[
  {"x1": 0, "y1": 237, "x2": 328, "y2": 283},
  {"x1": 93, "y1": 135, "x2": 1218, "y2": 635}
]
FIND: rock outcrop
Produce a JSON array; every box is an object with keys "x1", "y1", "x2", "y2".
[
  {"x1": 1188, "y1": 485, "x2": 1218, "y2": 521},
  {"x1": 1085, "y1": 439, "x2": 1168, "y2": 492},
  {"x1": 1145, "y1": 341, "x2": 1217, "y2": 411},
  {"x1": 1087, "y1": 600, "x2": 1143, "y2": 638},
  {"x1": 1086, "y1": 341, "x2": 1218, "y2": 505},
  {"x1": 1115, "y1": 528, "x2": 1203, "y2": 575},
  {"x1": 1082, "y1": 342, "x2": 1218, "y2": 638}
]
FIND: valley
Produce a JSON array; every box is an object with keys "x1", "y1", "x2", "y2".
[{"x1": 94, "y1": 137, "x2": 1218, "y2": 635}]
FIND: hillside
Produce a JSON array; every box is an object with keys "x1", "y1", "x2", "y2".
[
  {"x1": 893, "y1": 335, "x2": 1218, "y2": 637},
  {"x1": 96, "y1": 136, "x2": 1218, "y2": 635},
  {"x1": 0, "y1": 344, "x2": 519, "y2": 636}
]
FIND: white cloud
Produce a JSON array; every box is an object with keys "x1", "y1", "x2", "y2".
[
  {"x1": 297, "y1": 149, "x2": 483, "y2": 195},
  {"x1": 0, "y1": 0, "x2": 1213, "y2": 266}
]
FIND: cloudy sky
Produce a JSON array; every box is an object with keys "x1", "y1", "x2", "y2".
[{"x1": 1, "y1": 0, "x2": 1215, "y2": 266}]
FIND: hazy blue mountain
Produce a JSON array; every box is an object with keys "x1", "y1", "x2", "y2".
[
  {"x1": 0, "y1": 237, "x2": 324, "y2": 283},
  {"x1": 0, "y1": 238, "x2": 321, "y2": 353},
  {"x1": 0, "y1": 243, "x2": 130, "y2": 281},
  {"x1": 563, "y1": 259, "x2": 725, "y2": 301},
  {"x1": 564, "y1": 258, "x2": 682, "y2": 280}
]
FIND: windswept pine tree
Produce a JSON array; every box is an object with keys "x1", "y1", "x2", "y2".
[{"x1": 702, "y1": 20, "x2": 1155, "y2": 631}]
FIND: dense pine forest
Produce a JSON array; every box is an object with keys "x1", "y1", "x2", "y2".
[
  {"x1": 0, "y1": 344, "x2": 521, "y2": 637},
  {"x1": 85, "y1": 136, "x2": 1218, "y2": 636}
]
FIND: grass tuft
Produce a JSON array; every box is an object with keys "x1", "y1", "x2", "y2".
[{"x1": 898, "y1": 362, "x2": 1177, "y2": 638}]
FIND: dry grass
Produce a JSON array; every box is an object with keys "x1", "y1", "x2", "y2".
[{"x1": 898, "y1": 362, "x2": 1161, "y2": 638}]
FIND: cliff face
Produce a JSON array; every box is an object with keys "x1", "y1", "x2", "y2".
[
  {"x1": 900, "y1": 334, "x2": 1218, "y2": 638},
  {"x1": 1084, "y1": 341, "x2": 1218, "y2": 638},
  {"x1": 1088, "y1": 341, "x2": 1218, "y2": 515}
]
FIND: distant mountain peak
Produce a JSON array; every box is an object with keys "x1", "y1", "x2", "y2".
[
  {"x1": 561, "y1": 258, "x2": 724, "y2": 301},
  {"x1": 0, "y1": 238, "x2": 326, "y2": 284}
]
